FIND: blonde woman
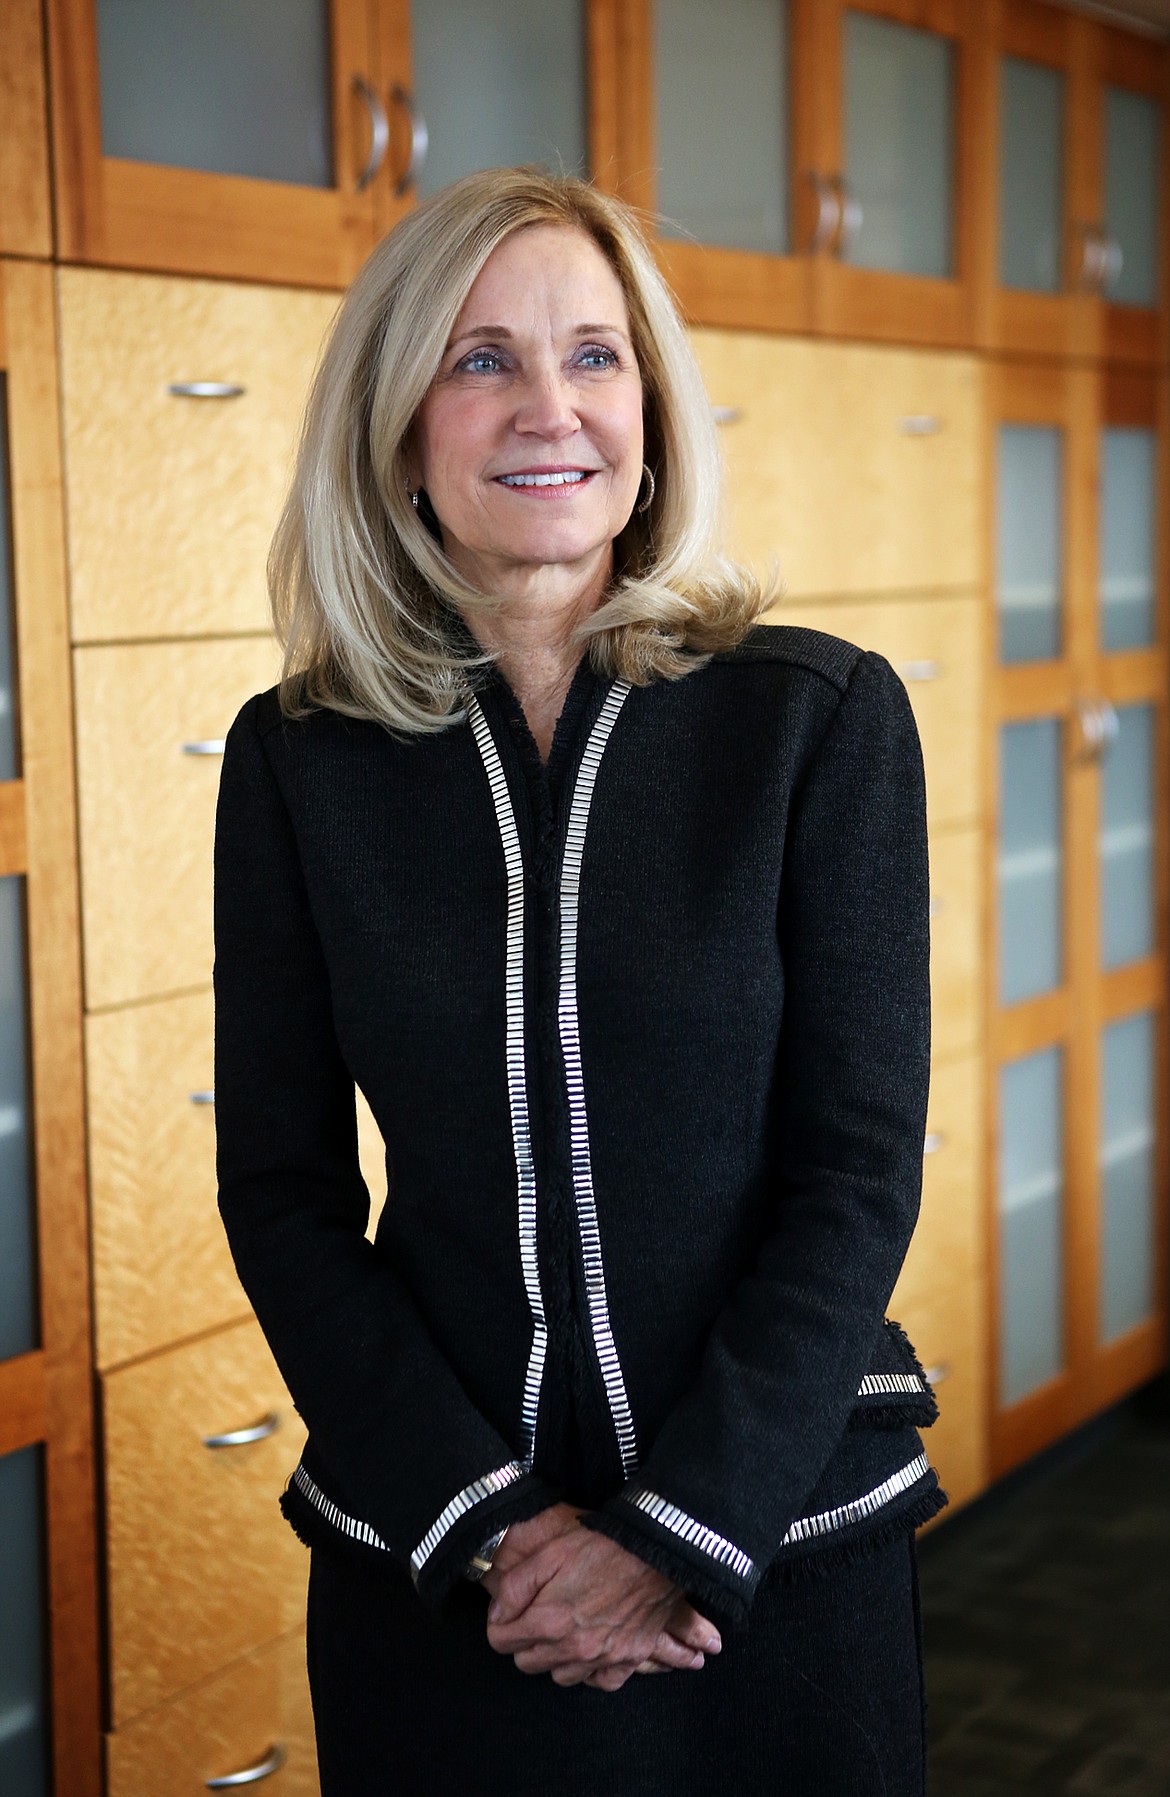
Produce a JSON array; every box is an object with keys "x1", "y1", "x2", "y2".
[{"x1": 214, "y1": 167, "x2": 944, "y2": 1796}]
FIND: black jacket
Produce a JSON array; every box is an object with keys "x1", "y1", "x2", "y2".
[{"x1": 213, "y1": 624, "x2": 944, "y2": 1633}]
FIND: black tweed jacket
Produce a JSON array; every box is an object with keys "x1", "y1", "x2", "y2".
[{"x1": 213, "y1": 623, "x2": 945, "y2": 1633}]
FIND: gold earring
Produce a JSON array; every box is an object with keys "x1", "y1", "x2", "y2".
[{"x1": 636, "y1": 463, "x2": 655, "y2": 515}]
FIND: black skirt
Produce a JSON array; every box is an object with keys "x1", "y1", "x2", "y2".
[{"x1": 305, "y1": 1531, "x2": 927, "y2": 1796}]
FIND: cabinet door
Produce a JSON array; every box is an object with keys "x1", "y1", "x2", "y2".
[
  {"x1": 46, "y1": 0, "x2": 387, "y2": 287},
  {"x1": 812, "y1": 0, "x2": 985, "y2": 349},
  {"x1": 597, "y1": 0, "x2": 817, "y2": 332},
  {"x1": 1094, "y1": 23, "x2": 1167, "y2": 368},
  {"x1": 0, "y1": 263, "x2": 101, "y2": 1794},
  {"x1": 989, "y1": 360, "x2": 1168, "y2": 1477}
]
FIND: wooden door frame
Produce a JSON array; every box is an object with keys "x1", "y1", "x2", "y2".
[{"x1": 1, "y1": 259, "x2": 101, "y2": 1794}]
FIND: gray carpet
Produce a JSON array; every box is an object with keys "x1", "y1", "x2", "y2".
[{"x1": 918, "y1": 1377, "x2": 1170, "y2": 1795}]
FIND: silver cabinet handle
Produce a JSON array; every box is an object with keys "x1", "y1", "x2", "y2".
[
  {"x1": 182, "y1": 740, "x2": 227, "y2": 756},
  {"x1": 351, "y1": 74, "x2": 390, "y2": 193},
  {"x1": 834, "y1": 176, "x2": 862, "y2": 255},
  {"x1": 389, "y1": 84, "x2": 428, "y2": 195},
  {"x1": 189, "y1": 1089, "x2": 215, "y2": 1106},
  {"x1": 900, "y1": 415, "x2": 942, "y2": 436},
  {"x1": 206, "y1": 1743, "x2": 287, "y2": 1788},
  {"x1": 1099, "y1": 235, "x2": 1123, "y2": 291},
  {"x1": 1075, "y1": 697, "x2": 1119, "y2": 763},
  {"x1": 807, "y1": 171, "x2": 842, "y2": 253},
  {"x1": 899, "y1": 659, "x2": 941, "y2": 682},
  {"x1": 710, "y1": 406, "x2": 742, "y2": 426},
  {"x1": 202, "y1": 1412, "x2": 280, "y2": 1449},
  {"x1": 168, "y1": 382, "x2": 246, "y2": 399},
  {"x1": 1077, "y1": 225, "x2": 1123, "y2": 294},
  {"x1": 923, "y1": 1363, "x2": 951, "y2": 1385},
  {"x1": 923, "y1": 1131, "x2": 945, "y2": 1155}
]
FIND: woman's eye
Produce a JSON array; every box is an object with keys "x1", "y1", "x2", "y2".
[
  {"x1": 577, "y1": 345, "x2": 619, "y2": 369},
  {"x1": 457, "y1": 349, "x2": 505, "y2": 375}
]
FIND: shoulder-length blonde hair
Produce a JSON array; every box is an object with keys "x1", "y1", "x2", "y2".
[{"x1": 270, "y1": 165, "x2": 772, "y2": 734}]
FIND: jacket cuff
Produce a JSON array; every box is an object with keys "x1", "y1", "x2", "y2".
[{"x1": 580, "y1": 1491, "x2": 760, "y2": 1634}]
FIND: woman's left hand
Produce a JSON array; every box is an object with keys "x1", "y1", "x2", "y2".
[{"x1": 484, "y1": 1524, "x2": 721, "y2": 1690}]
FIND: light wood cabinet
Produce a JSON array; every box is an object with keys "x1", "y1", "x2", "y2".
[
  {"x1": 104, "y1": 1320, "x2": 308, "y2": 1725},
  {"x1": 72, "y1": 635, "x2": 280, "y2": 1009},
  {"x1": 58, "y1": 269, "x2": 339, "y2": 642},
  {"x1": 691, "y1": 333, "x2": 982, "y2": 599},
  {"x1": 105, "y1": 1627, "x2": 318, "y2": 1797},
  {"x1": 771, "y1": 594, "x2": 984, "y2": 830},
  {"x1": 930, "y1": 827, "x2": 983, "y2": 1063},
  {"x1": 892, "y1": 1267, "x2": 988, "y2": 1514},
  {"x1": 86, "y1": 991, "x2": 247, "y2": 1370},
  {"x1": 0, "y1": 0, "x2": 53, "y2": 258}
]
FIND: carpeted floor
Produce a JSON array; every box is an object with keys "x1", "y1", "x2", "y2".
[{"x1": 917, "y1": 1376, "x2": 1170, "y2": 1795}]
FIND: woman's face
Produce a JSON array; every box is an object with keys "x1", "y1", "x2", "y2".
[{"x1": 410, "y1": 224, "x2": 645, "y2": 594}]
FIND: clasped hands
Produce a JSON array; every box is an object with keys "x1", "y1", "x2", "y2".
[{"x1": 481, "y1": 1502, "x2": 722, "y2": 1693}]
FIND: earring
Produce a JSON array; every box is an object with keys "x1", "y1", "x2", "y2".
[
  {"x1": 405, "y1": 480, "x2": 419, "y2": 510},
  {"x1": 636, "y1": 463, "x2": 655, "y2": 515}
]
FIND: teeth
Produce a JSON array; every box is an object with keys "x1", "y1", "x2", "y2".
[{"x1": 499, "y1": 470, "x2": 589, "y2": 487}]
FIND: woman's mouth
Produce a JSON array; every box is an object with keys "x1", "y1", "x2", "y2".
[{"x1": 495, "y1": 469, "x2": 597, "y2": 491}]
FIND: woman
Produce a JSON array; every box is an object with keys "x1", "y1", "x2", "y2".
[{"x1": 213, "y1": 166, "x2": 944, "y2": 1796}]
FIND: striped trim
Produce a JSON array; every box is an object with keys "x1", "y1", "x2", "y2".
[
  {"x1": 410, "y1": 1462, "x2": 526, "y2": 1581},
  {"x1": 468, "y1": 697, "x2": 547, "y2": 1467},
  {"x1": 626, "y1": 1489, "x2": 756, "y2": 1583},
  {"x1": 857, "y1": 1371, "x2": 927, "y2": 1398},
  {"x1": 780, "y1": 1452, "x2": 933, "y2": 1546},
  {"x1": 290, "y1": 1460, "x2": 388, "y2": 1551},
  {"x1": 557, "y1": 682, "x2": 638, "y2": 1478}
]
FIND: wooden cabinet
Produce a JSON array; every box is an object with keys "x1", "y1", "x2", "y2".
[
  {"x1": 988, "y1": 359, "x2": 1169, "y2": 1476},
  {"x1": 980, "y1": 0, "x2": 1168, "y2": 366},
  {"x1": 58, "y1": 270, "x2": 339, "y2": 641},
  {"x1": 104, "y1": 1322, "x2": 308, "y2": 1724},
  {"x1": 0, "y1": 0, "x2": 53, "y2": 258},
  {"x1": 691, "y1": 333, "x2": 982, "y2": 597},
  {"x1": 0, "y1": 260, "x2": 102, "y2": 1796}
]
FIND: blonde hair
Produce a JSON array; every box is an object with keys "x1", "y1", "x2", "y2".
[{"x1": 270, "y1": 166, "x2": 773, "y2": 734}]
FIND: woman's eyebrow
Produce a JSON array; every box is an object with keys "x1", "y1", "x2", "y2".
[{"x1": 446, "y1": 322, "x2": 631, "y2": 349}]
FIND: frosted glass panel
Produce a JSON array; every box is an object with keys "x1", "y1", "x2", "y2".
[
  {"x1": 0, "y1": 379, "x2": 17, "y2": 782},
  {"x1": 96, "y1": 0, "x2": 332, "y2": 187},
  {"x1": 412, "y1": 0, "x2": 586, "y2": 198},
  {"x1": 0, "y1": 1447, "x2": 47, "y2": 1797},
  {"x1": 999, "y1": 719, "x2": 1062, "y2": 1004},
  {"x1": 1, "y1": 877, "x2": 36, "y2": 1362},
  {"x1": 844, "y1": 12, "x2": 954, "y2": 278},
  {"x1": 1101, "y1": 704, "x2": 1154, "y2": 970},
  {"x1": 1100, "y1": 1011, "x2": 1156, "y2": 1343},
  {"x1": 656, "y1": 0, "x2": 788, "y2": 253},
  {"x1": 999, "y1": 57, "x2": 1063, "y2": 292},
  {"x1": 997, "y1": 426, "x2": 1063, "y2": 664},
  {"x1": 1100, "y1": 429, "x2": 1156, "y2": 652},
  {"x1": 1000, "y1": 1049, "x2": 1064, "y2": 1405},
  {"x1": 1103, "y1": 87, "x2": 1159, "y2": 307}
]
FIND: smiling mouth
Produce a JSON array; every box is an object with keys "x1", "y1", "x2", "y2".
[{"x1": 496, "y1": 470, "x2": 596, "y2": 489}]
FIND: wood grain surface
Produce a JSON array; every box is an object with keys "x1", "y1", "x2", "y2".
[{"x1": 930, "y1": 825, "x2": 983, "y2": 1063}]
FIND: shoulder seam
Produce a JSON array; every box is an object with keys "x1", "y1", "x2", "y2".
[{"x1": 715, "y1": 624, "x2": 864, "y2": 693}]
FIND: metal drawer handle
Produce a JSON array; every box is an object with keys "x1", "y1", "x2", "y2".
[
  {"x1": 899, "y1": 659, "x2": 941, "y2": 682},
  {"x1": 834, "y1": 176, "x2": 863, "y2": 255},
  {"x1": 189, "y1": 1089, "x2": 215, "y2": 1106},
  {"x1": 202, "y1": 1412, "x2": 280, "y2": 1449},
  {"x1": 807, "y1": 171, "x2": 842, "y2": 253},
  {"x1": 923, "y1": 1363, "x2": 951, "y2": 1385},
  {"x1": 182, "y1": 740, "x2": 227, "y2": 756},
  {"x1": 900, "y1": 415, "x2": 942, "y2": 436},
  {"x1": 390, "y1": 84, "x2": 428, "y2": 195},
  {"x1": 168, "y1": 382, "x2": 246, "y2": 400},
  {"x1": 206, "y1": 1742, "x2": 287, "y2": 1788},
  {"x1": 352, "y1": 75, "x2": 389, "y2": 192},
  {"x1": 710, "y1": 406, "x2": 742, "y2": 426},
  {"x1": 923, "y1": 1131, "x2": 946, "y2": 1155}
]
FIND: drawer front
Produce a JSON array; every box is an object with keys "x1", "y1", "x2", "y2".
[
  {"x1": 87, "y1": 990, "x2": 248, "y2": 1369},
  {"x1": 929, "y1": 827, "x2": 982, "y2": 1062},
  {"x1": 58, "y1": 267, "x2": 338, "y2": 641},
  {"x1": 770, "y1": 596, "x2": 982, "y2": 830},
  {"x1": 689, "y1": 330, "x2": 981, "y2": 599},
  {"x1": 74, "y1": 636, "x2": 279, "y2": 1008},
  {"x1": 895, "y1": 1053, "x2": 984, "y2": 1323},
  {"x1": 106, "y1": 1627, "x2": 318, "y2": 1797},
  {"x1": 104, "y1": 1320, "x2": 308, "y2": 1724},
  {"x1": 889, "y1": 1271, "x2": 988, "y2": 1516}
]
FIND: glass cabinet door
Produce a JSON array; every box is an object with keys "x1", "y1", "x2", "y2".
[
  {"x1": 1099, "y1": 703, "x2": 1154, "y2": 972},
  {"x1": 0, "y1": 1447, "x2": 48, "y2": 1797},
  {"x1": 996, "y1": 424, "x2": 1063, "y2": 665},
  {"x1": 410, "y1": 0, "x2": 587, "y2": 198},
  {"x1": 1099, "y1": 426, "x2": 1156, "y2": 653},
  {"x1": 1102, "y1": 85, "x2": 1159, "y2": 310},
  {"x1": 998, "y1": 56, "x2": 1063, "y2": 294},
  {"x1": 998, "y1": 719, "x2": 1063, "y2": 1005},
  {"x1": 1099, "y1": 1010, "x2": 1157, "y2": 1343},
  {"x1": 999, "y1": 1048, "x2": 1065, "y2": 1405}
]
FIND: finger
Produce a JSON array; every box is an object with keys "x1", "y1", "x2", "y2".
[
  {"x1": 634, "y1": 1659, "x2": 673, "y2": 1674},
  {"x1": 583, "y1": 1665, "x2": 633, "y2": 1692},
  {"x1": 646, "y1": 1632, "x2": 706, "y2": 1671},
  {"x1": 670, "y1": 1602, "x2": 722, "y2": 1656}
]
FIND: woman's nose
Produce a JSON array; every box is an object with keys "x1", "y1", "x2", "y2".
[{"x1": 515, "y1": 367, "x2": 580, "y2": 436}]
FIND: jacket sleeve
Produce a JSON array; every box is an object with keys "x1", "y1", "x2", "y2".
[
  {"x1": 580, "y1": 650, "x2": 933, "y2": 1627},
  {"x1": 213, "y1": 695, "x2": 557, "y2": 1605}
]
